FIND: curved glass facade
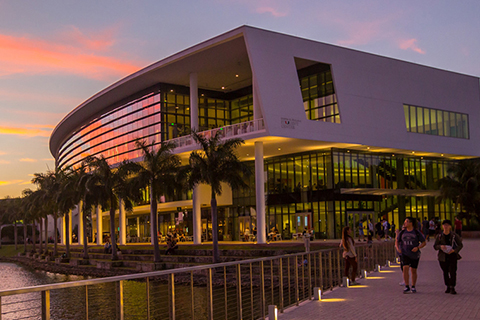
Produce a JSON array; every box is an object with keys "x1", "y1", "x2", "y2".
[{"x1": 57, "y1": 85, "x2": 254, "y2": 169}]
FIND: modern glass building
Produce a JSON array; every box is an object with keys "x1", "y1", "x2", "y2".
[{"x1": 50, "y1": 26, "x2": 480, "y2": 244}]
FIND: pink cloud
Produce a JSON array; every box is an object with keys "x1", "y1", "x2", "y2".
[
  {"x1": 399, "y1": 38, "x2": 426, "y2": 54},
  {"x1": 58, "y1": 25, "x2": 117, "y2": 52},
  {"x1": 0, "y1": 160, "x2": 10, "y2": 164},
  {"x1": 19, "y1": 158, "x2": 38, "y2": 162},
  {"x1": 256, "y1": 6, "x2": 288, "y2": 17},
  {"x1": 0, "y1": 27, "x2": 145, "y2": 81}
]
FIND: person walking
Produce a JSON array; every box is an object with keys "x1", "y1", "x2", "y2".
[
  {"x1": 454, "y1": 216, "x2": 463, "y2": 238},
  {"x1": 358, "y1": 219, "x2": 365, "y2": 242},
  {"x1": 434, "y1": 219, "x2": 463, "y2": 294},
  {"x1": 368, "y1": 219, "x2": 374, "y2": 238},
  {"x1": 340, "y1": 226, "x2": 359, "y2": 285},
  {"x1": 429, "y1": 218, "x2": 436, "y2": 239},
  {"x1": 383, "y1": 219, "x2": 391, "y2": 240},
  {"x1": 396, "y1": 217, "x2": 426, "y2": 294},
  {"x1": 422, "y1": 217, "x2": 429, "y2": 241}
]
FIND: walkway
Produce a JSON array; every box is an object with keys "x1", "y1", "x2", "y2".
[{"x1": 278, "y1": 238, "x2": 480, "y2": 320}]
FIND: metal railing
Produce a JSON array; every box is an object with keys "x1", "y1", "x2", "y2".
[
  {"x1": 0, "y1": 241, "x2": 395, "y2": 320},
  {"x1": 170, "y1": 118, "x2": 265, "y2": 149}
]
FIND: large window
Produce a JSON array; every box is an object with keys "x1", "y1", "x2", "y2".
[
  {"x1": 298, "y1": 63, "x2": 340, "y2": 123},
  {"x1": 403, "y1": 104, "x2": 469, "y2": 139}
]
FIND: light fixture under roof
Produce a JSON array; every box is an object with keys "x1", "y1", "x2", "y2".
[
  {"x1": 441, "y1": 154, "x2": 444, "y2": 157},
  {"x1": 367, "y1": 147, "x2": 370, "y2": 150},
  {"x1": 278, "y1": 147, "x2": 281, "y2": 151},
  {"x1": 221, "y1": 86, "x2": 225, "y2": 89},
  {"x1": 412, "y1": 151, "x2": 415, "y2": 154},
  {"x1": 235, "y1": 74, "x2": 239, "y2": 77},
  {"x1": 170, "y1": 89, "x2": 174, "y2": 92}
]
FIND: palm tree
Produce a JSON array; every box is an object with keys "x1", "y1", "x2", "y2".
[
  {"x1": 188, "y1": 131, "x2": 251, "y2": 263},
  {"x1": 128, "y1": 139, "x2": 182, "y2": 262},
  {"x1": 21, "y1": 189, "x2": 35, "y2": 254},
  {"x1": 438, "y1": 159, "x2": 480, "y2": 224},
  {"x1": 85, "y1": 156, "x2": 139, "y2": 260}
]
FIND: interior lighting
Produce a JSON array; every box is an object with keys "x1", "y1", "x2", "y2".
[
  {"x1": 367, "y1": 147, "x2": 370, "y2": 150},
  {"x1": 221, "y1": 86, "x2": 225, "y2": 89},
  {"x1": 411, "y1": 151, "x2": 415, "y2": 154},
  {"x1": 441, "y1": 154, "x2": 444, "y2": 157},
  {"x1": 278, "y1": 147, "x2": 281, "y2": 151},
  {"x1": 246, "y1": 154, "x2": 249, "y2": 156},
  {"x1": 235, "y1": 74, "x2": 239, "y2": 77},
  {"x1": 201, "y1": 94, "x2": 204, "y2": 96},
  {"x1": 170, "y1": 89, "x2": 174, "y2": 92}
]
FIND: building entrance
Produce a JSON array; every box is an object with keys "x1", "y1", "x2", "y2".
[{"x1": 295, "y1": 212, "x2": 312, "y2": 233}]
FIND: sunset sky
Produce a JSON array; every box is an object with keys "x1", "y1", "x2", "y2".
[{"x1": 1, "y1": 0, "x2": 479, "y2": 198}]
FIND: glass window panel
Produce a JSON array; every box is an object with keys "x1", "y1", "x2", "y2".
[
  {"x1": 462, "y1": 114, "x2": 469, "y2": 139},
  {"x1": 417, "y1": 107, "x2": 424, "y2": 133},
  {"x1": 437, "y1": 110, "x2": 444, "y2": 136},
  {"x1": 430, "y1": 109, "x2": 437, "y2": 134},
  {"x1": 403, "y1": 105, "x2": 410, "y2": 131},
  {"x1": 409, "y1": 106, "x2": 417, "y2": 133},
  {"x1": 424, "y1": 108, "x2": 430, "y2": 134},
  {"x1": 450, "y1": 112, "x2": 456, "y2": 137},
  {"x1": 443, "y1": 111, "x2": 450, "y2": 136},
  {"x1": 456, "y1": 113, "x2": 463, "y2": 138}
]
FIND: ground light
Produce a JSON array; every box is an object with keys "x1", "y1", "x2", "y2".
[
  {"x1": 268, "y1": 305, "x2": 278, "y2": 320},
  {"x1": 313, "y1": 287, "x2": 322, "y2": 300}
]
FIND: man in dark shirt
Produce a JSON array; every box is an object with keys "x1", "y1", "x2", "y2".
[{"x1": 396, "y1": 217, "x2": 426, "y2": 294}]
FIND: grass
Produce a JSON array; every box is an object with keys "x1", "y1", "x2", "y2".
[{"x1": 0, "y1": 244, "x2": 25, "y2": 258}]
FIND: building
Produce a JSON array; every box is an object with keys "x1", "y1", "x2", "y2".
[{"x1": 50, "y1": 26, "x2": 480, "y2": 244}]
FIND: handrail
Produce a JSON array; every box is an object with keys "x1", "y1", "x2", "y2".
[
  {"x1": 0, "y1": 241, "x2": 396, "y2": 319},
  {"x1": 0, "y1": 245, "x2": 334, "y2": 297}
]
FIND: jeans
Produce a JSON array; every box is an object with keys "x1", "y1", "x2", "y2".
[
  {"x1": 439, "y1": 257, "x2": 457, "y2": 287},
  {"x1": 345, "y1": 256, "x2": 357, "y2": 281}
]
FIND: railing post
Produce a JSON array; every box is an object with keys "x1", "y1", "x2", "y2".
[
  {"x1": 116, "y1": 281, "x2": 124, "y2": 320},
  {"x1": 260, "y1": 261, "x2": 266, "y2": 319},
  {"x1": 287, "y1": 257, "x2": 291, "y2": 306},
  {"x1": 169, "y1": 274, "x2": 176, "y2": 320},
  {"x1": 337, "y1": 249, "x2": 342, "y2": 286},
  {"x1": 207, "y1": 269, "x2": 213, "y2": 320},
  {"x1": 85, "y1": 286, "x2": 89, "y2": 320},
  {"x1": 190, "y1": 273, "x2": 194, "y2": 320},
  {"x1": 295, "y1": 256, "x2": 299, "y2": 306},
  {"x1": 41, "y1": 290, "x2": 50, "y2": 320},
  {"x1": 319, "y1": 252, "x2": 324, "y2": 290},
  {"x1": 250, "y1": 263, "x2": 254, "y2": 319},
  {"x1": 146, "y1": 277, "x2": 151, "y2": 320},
  {"x1": 308, "y1": 253, "x2": 312, "y2": 300},
  {"x1": 236, "y1": 264, "x2": 243, "y2": 320},
  {"x1": 279, "y1": 258, "x2": 284, "y2": 313},
  {"x1": 224, "y1": 266, "x2": 228, "y2": 320},
  {"x1": 328, "y1": 251, "x2": 333, "y2": 289},
  {"x1": 270, "y1": 260, "x2": 274, "y2": 306}
]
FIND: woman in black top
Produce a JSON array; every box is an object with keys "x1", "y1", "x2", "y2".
[{"x1": 434, "y1": 219, "x2": 463, "y2": 294}]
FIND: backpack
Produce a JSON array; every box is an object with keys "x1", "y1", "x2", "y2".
[{"x1": 386, "y1": 222, "x2": 391, "y2": 230}]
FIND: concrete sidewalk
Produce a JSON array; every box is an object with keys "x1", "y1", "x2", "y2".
[{"x1": 278, "y1": 239, "x2": 480, "y2": 320}]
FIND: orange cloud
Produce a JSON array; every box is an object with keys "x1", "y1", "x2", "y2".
[
  {"x1": 0, "y1": 160, "x2": 10, "y2": 164},
  {"x1": 20, "y1": 181, "x2": 33, "y2": 185},
  {"x1": 0, "y1": 125, "x2": 51, "y2": 137},
  {"x1": 399, "y1": 38, "x2": 426, "y2": 54},
  {"x1": 0, "y1": 28, "x2": 144, "y2": 81},
  {"x1": 19, "y1": 158, "x2": 38, "y2": 162},
  {"x1": 0, "y1": 180, "x2": 23, "y2": 186}
]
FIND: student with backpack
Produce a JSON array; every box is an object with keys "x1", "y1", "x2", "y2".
[
  {"x1": 395, "y1": 217, "x2": 426, "y2": 294},
  {"x1": 340, "y1": 226, "x2": 359, "y2": 286}
]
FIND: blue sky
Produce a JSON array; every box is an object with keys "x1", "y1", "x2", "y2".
[{"x1": 0, "y1": 0, "x2": 479, "y2": 197}]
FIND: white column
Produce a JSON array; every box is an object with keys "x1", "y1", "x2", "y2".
[
  {"x1": 61, "y1": 215, "x2": 66, "y2": 245},
  {"x1": 190, "y1": 72, "x2": 202, "y2": 244},
  {"x1": 253, "y1": 76, "x2": 262, "y2": 120},
  {"x1": 136, "y1": 217, "x2": 140, "y2": 238},
  {"x1": 190, "y1": 73, "x2": 198, "y2": 130},
  {"x1": 193, "y1": 187, "x2": 202, "y2": 244},
  {"x1": 78, "y1": 202, "x2": 84, "y2": 245},
  {"x1": 119, "y1": 199, "x2": 126, "y2": 245},
  {"x1": 255, "y1": 141, "x2": 266, "y2": 244},
  {"x1": 68, "y1": 210, "x2": 73, "y2": 244},
  {"x1": 96, "y1": 206, "x2": 103, "y2": 245}
]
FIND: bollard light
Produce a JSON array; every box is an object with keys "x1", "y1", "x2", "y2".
[
  {"x1": 268, "y1": 305, "x2": 278, "y2": 320},
  {"x1": 387, "y1": 260, "x2": 391, "y2": 267},
  {"x1": 396, "y1": 257, "x2": 400, "y2": 264},
  {"x1": 314, "y1": 287, "x2": 322, "y2": 300},
  {"x1": 342, "y1": 276, "x2": 349, "y2": 287},
  {"x1": 362, "y1": 269, "x2": 368, "y2": 278},
  {"x1": 375, "y1": 264, "x2": 381, "y2": 272}
]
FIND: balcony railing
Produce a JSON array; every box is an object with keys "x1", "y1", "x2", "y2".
[
  {"x1": 0, "y1": 241, "x2": 395, "y2": 320},
  {"x1": 170, "y1": 118, "x2": 265, "y2": 149}
]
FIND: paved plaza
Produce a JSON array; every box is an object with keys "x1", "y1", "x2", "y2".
[{"x1": 278, "y1": 239, "x2": 480, "y2": 320}]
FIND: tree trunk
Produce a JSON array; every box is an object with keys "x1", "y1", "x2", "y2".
[
  {"x1": 14, "y1": 221, "x2": 18, "y2": 251},
  {"x1": 32, "y1": 220, "x2": 37, "y2": 253},
  {"x1": 110, "y1": 198, "x2": 118, "y2": 260},
  {"x1": 23, "y1": 222, "x2": 27, "y2": 253},
  {"x1": 211, "y1": 190, "x2": 220, "y2": 263},
  {"x1": 65, "y1": 212, "x2": 70, "y2": 259},
  {"x1": 53, "y1": 211, "x2": 58, "y2": 257},
  {"x1": 82, "y1": 205, "x2": 89, "y2": 260},
  {"x1": 44, "y1": 215, "x2": 49, "y2": 255},
  {"x1": 151, "y1": 187, "x2": 161, "y2": 263},
  {"x1": 39, "y1": 219, "x2": 43, "y2": 254}
]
